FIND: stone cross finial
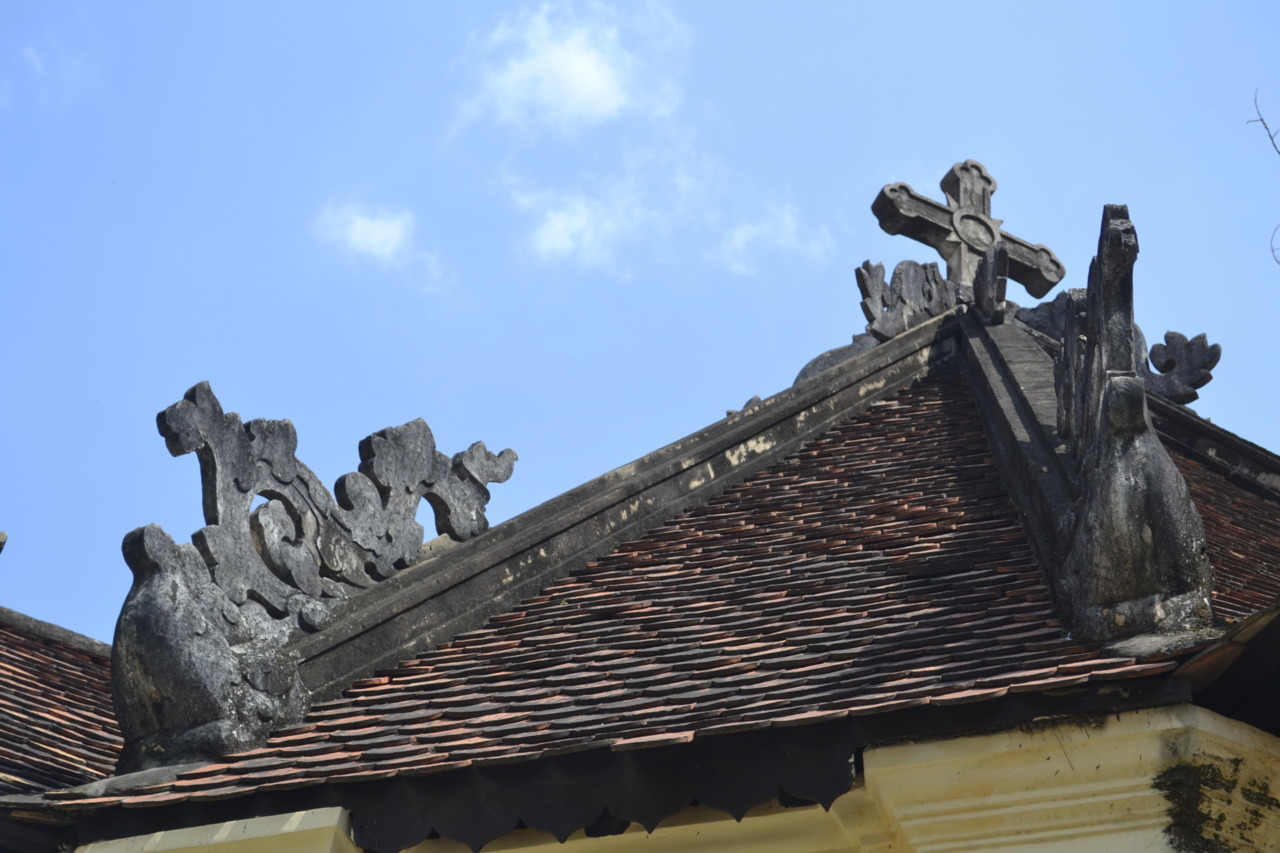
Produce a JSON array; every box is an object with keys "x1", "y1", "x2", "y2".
[{"x1": 872, "y1": 160, "x2": 1065, "y2": 297}]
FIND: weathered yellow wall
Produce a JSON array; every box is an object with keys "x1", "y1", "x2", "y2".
[
  {"x1": 76, "y1": 807, "x2": 361, "y2": 853},
  {"x1": 866, "y1": 704, "x2": 1280, "y2": 852}
]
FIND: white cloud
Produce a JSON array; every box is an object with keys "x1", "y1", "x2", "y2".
[
  {"x1": 717, "y1": 205, "x2": 834, "y2": 276},
  {"x1": 516, "y1": 182, "x2": 644, "y2": 268},
  {"x1": 315, "y1": 203, "x2": 415, "y2": 264},
  {"x1": 461, "y1": 2, "x2": 687, "y2": 135}
]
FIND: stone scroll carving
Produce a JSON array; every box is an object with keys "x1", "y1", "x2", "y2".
[
  {"x1": 113, "y1": 382, "x2": 515, "y2": 771},
  {"x1": 1018, "y1": 296, "x2": 1221, "y2": 404},
  {"x1": 857, "y1": 260, "x2": 960, "y2": 342},
  {"x1": 1053, "y1": 205, "x2": 1212, "y2": 642}
]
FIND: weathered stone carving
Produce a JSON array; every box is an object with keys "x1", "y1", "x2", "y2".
[
  {"x1": 973, "y1": 245, "x2": 1009, "y2": 325},
  {"x1": 872, "y1": 160, "x2": 1065, "y2": 296},
  {"x1": 113, "y1": 382, "x2": 515, "y2": 771},
  {"x1": 793, "y1": 260, "x2": 960, "y2": 384},
  {"x1": 858, "y1": 260, "x2": 960, "y2": 341},
  {"x1": 797, "y1": 161, "x2": 1065, "y2": 384},
  {"x1": 1144, "y1": 331, "x2": 1222, "y2": 404},
  {"x1": 1017, "y1": 296, "x2": 1221, "y2": 404},
  {"x1": 1054, "y1": 205, "x2": 1212, "y2": 642}
]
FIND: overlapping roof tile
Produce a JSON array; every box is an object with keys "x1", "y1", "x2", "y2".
[
  {"x1": 67, "y1": 365, "x2": 1190, "y2": 809},
  {"x1": 1171, "y1": 449, "x2": 1280, "y2": 620},
  {"x1": 0, "y1": 614, "x2": 119, "y2": 794}
]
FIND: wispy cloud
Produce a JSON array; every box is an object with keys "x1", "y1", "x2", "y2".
[
  {"x1": 515, "y1": 181, "x2": 644, "y2": 268},
  {"x1": 454, "y1": 2, "x2": 833, "y2": 278},
  {"x1": 460, "y1": 2, "x2": 686, "y2": 136},
  {"x1": 315, "y1": 203, "x2": 415, "y2": 264},
  {"x1": 716, "y1": 205, "x2": 834, "y2": 276}
]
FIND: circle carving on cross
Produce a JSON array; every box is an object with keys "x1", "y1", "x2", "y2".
[{"x1": 953, "y1": 212, "x2": 998, "y2": 250}]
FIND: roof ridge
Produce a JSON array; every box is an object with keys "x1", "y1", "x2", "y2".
[
  {"x1": 289, "y1": 309, "x2": 967, "y2": 705},
  {"x1": 0, "y1": 605, "x2": 111, "y2": 659}
]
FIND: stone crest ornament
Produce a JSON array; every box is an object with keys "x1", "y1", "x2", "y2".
[
  {"x1": 113, "y1": 382, "x2": 515, "y2": 770},
  {"x1": 857, "y1": 260, "x2": 958, "y2": 342},
  {"x1": 796, "y1": 160, "x2": 1066, "y2": 384},
  {"x1": 872, "y1": 160, "x2": 1065, "y2": 296},
  {"x1": 1054, "y1": 206, "x2": 1212, "y2": 642},
  {"x1": 1017, "y1": 296, "x2": 1221, "y2": 404}
]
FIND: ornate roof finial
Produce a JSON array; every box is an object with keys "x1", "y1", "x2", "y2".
[
  {"x1": 113, "y1": 383, "x2": 516, "y2": 770},
  {"x1": 1054, "y1": 205, "x2": 1212, "y2": 641},
  {"x1": 872, "y1": 160, "x2": 1065, "y2": 296}
]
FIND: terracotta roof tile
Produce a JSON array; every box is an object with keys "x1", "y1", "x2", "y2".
[
  {"x1": 87, "y1": 366, "x2": 1272, "y2": 809},
  {"x1": 1170, "y1": 449, "x2": 1280, "y2": 620},
  {"x1": 0, "y1": 616, "x2": 118, "y2": 794}
]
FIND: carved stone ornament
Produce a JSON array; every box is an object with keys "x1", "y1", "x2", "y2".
[
  {"x1": 797, "y1": 160, "x2": 1065, "y2": 385},
  {"x1": 1054, "y1": 205, "x2": 1212, "y2": 642},
  {"x1": 113, "y1": 382, "x2": 515, "y2": 771},
  {"x1": 1017, "y1": 295, "x2": 1221, "y2": 404},
  {"x1": 871, "y1": 160, "x2": 1065, "y2": 296}
]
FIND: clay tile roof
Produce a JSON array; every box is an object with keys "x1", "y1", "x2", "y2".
[
  {"x1": 1171, "y1": 450, "x2": 1280, "y2": 620},
  {"x1": 104, "y1": 364, "x2": 1195, "y2": 806},
  {"x1": 0, "y1": 609, "x2": 119, "y2": 794}
]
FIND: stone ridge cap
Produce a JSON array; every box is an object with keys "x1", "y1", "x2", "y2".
[
  {"x1": 0, "y1": 605, "x2": 110, "y2": 659},
  {"x1": 287, "y1": 309, "x2": 965, "y2": 694},
  {"x1": 1149, "y1": 395, "x2": 1280, "y2": 500}
]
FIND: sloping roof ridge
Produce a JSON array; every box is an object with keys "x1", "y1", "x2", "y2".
[
  {"x1": 0, "y1": 605, "x2": 110, "y2": 659},
  {"x1": 1006, "y1": 312, "x2": 1280, "y2": 502},
  {"x1": 289, "y1": 308, "x2": 967, "y2": 703},
  {"x1": 1150, "y1": 395, "x2": 1280, "y2": 503}
]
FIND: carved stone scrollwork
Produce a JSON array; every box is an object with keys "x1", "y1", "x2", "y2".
[
  {"x1": 1144, "y1": 331, "x2": 1222, "y2": 404},
  {"x1": 857, "y1": 260, "x2": 958, "y2": 342},
  {"x1": 113, "y1": 382, "x2": 516, "y2": 771},
  {"x1": 1017, "y1": 297, "x2": 1222, "y2": 404},
  {"x1": 1054, "y1": 206, "x2": 1212, "y2": 642}
]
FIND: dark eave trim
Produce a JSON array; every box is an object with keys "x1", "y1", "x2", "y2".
[{"x1": 73, "y1": 677, "x2": 1188, "y2": 853}]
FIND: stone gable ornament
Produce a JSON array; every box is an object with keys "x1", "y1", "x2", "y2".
[
  {"x1": 1053, "y1": 206, "x2": 1212, "y2": 641},
  {"x1": 797, "y1": 160, "x2": 1063, "y2": 383},
  {"x1": 113, "y1": 382, "x2": 515, "y2": 771},
  {"x1": 797, "y1": 160, "x2": 1221, "y2": 404}
]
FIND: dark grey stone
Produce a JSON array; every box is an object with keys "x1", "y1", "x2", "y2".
[
  {"x1": 793, "y1": 260, "x2": 960, "y2": 384},
  {"x1": 973, "y1": 244, "x2": 1009, "y2": 325},
  {"x1": 1144, "y1": 330, "x2": 1222, "y2": 404},
  {"x1": 112, "y1": 382, "x2": 515, "y2": 771},
  {"x1": 1053, "y1": 205, "x2": 1213, "y2": 642},
  {"x1": 1016, "y1": 295, "x2": 1221, "y2": 405},
  {"x1": 794, "y1": 336, "x2": 879, "y2": 385},
  {"x1": 871, "y1": 160, "x2": 1065, "y2": 296},
  {"x1": 858, "y1": 260, "x2": 958, "y2": 342}
]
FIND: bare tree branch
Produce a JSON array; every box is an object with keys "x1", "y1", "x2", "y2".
[
  {"x1": 1253, "y1": 91, "x2": 1280, "y2": 156},
  {"x1": 1251, "y1": 91, "x2": 1280, "y2": 265}
]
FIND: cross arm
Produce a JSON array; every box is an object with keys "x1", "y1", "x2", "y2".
[{"x1": 872, "y1": 181, "x2": 1065, "y2": 298}]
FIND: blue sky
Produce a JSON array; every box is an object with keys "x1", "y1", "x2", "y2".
[{"x1": 3, "y1": 2, "x2": 1278, "y2": 643}]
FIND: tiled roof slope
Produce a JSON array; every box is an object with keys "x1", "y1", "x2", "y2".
[
  {"x1": 1171, "y1": 450, "x2": 1280, "y2": 620},
  {"x1": 0, "y1": 610, "x2": 118, "y2": 794},
  {"x1": 90, "y1": 365, "x2": 1178, "y2": 811}
]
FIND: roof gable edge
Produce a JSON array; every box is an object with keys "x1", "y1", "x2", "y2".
[{"x1": 291, "y1": 311, "x2": 966, "y2": 702}]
